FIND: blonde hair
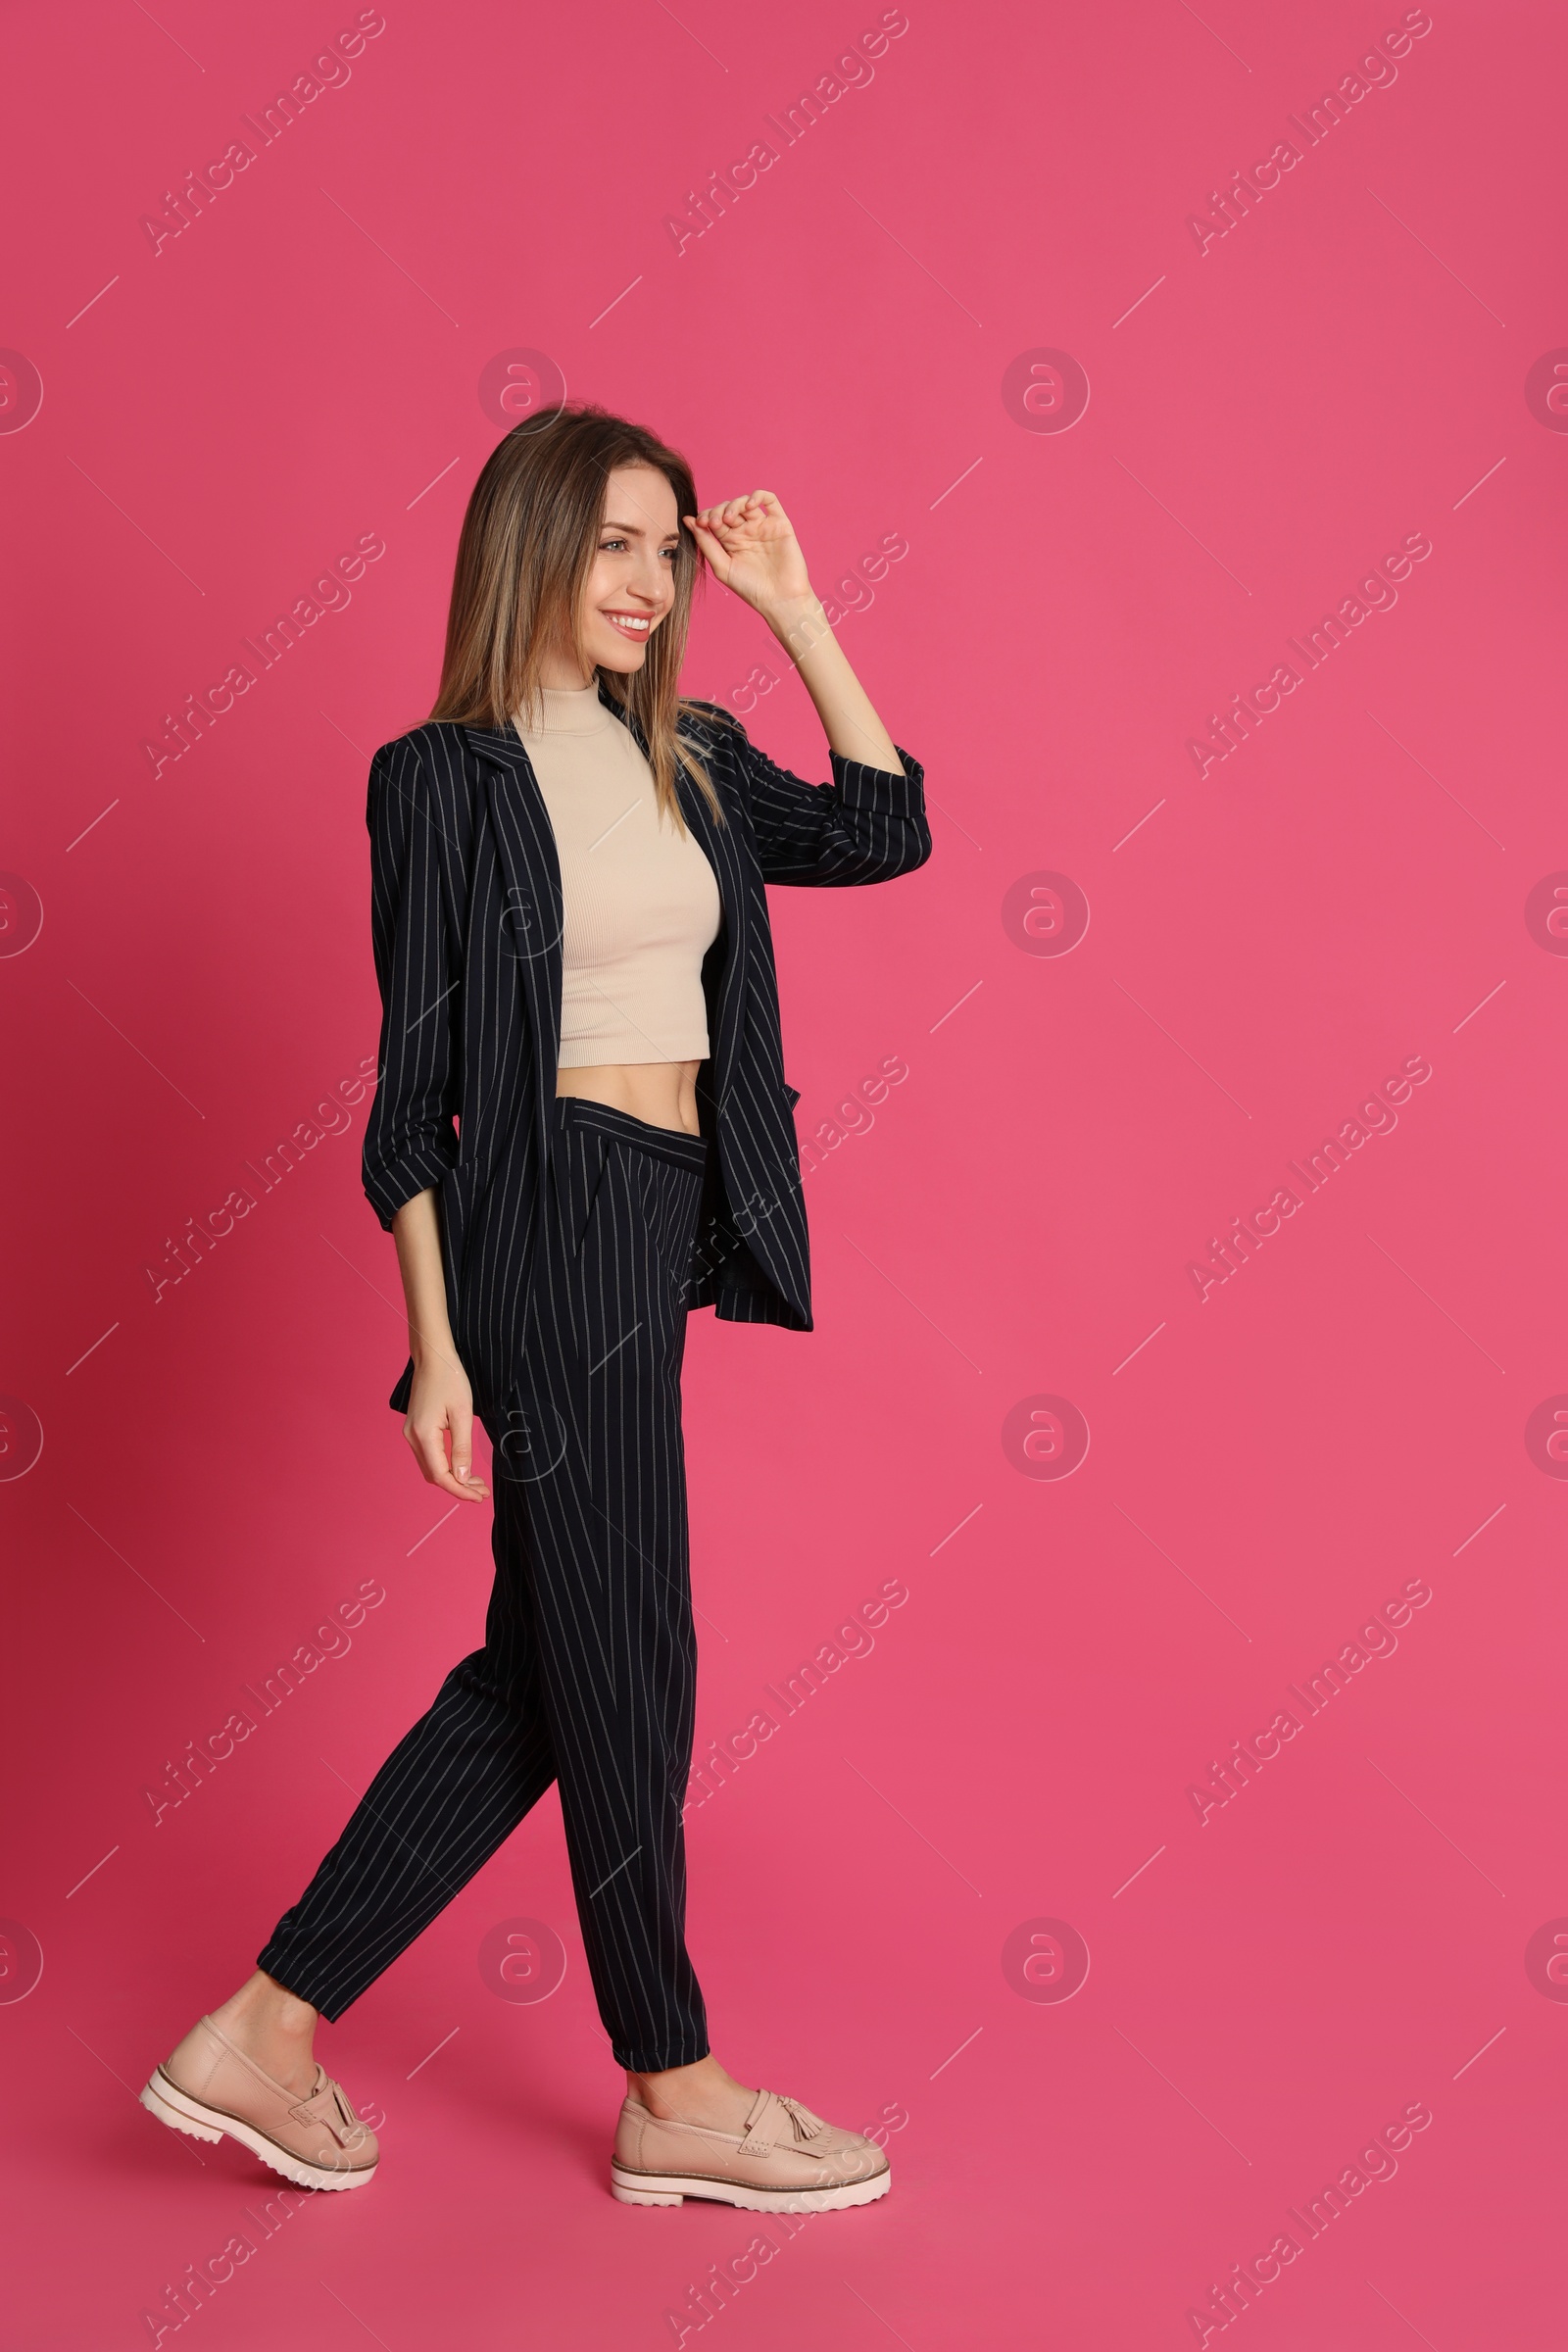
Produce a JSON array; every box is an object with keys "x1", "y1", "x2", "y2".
[{"x1": 429, "y1": 403, "x2": 729, "y2": 828}]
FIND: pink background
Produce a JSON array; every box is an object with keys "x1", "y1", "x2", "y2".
[{"x1": 2, "y1": 1, "x2": 1564, "y2": 2343}]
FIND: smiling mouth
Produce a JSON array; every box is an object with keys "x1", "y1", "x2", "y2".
[{"x1": 603, "y1": 611, "x2": 656, "y2": 638}]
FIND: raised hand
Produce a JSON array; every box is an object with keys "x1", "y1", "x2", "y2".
[{"x1": 683, "y1": 491, "x2": 813, "y2": 617}]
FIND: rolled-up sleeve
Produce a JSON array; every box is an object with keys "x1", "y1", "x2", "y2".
[
  {"x1": 362, "y1": 737, "x2": 463, "y2": 1231},
  {"x1": 734, "y1": 723, "x2": 932, "y2": 887}
]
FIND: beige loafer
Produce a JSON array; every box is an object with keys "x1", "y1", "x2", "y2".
[
  {"x1": 612, "y1": 2085, "x2": 889, "y2": 2213},
  {"x1": 140, "y1": 2014, "x2": 378, "y2": 2192}
]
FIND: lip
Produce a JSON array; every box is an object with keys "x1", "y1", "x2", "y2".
[{"x1": 601, "y1": 609, "x2": 660, "y2": 638}]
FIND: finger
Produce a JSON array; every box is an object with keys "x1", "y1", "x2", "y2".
[
  {"x1": 408, "y1": 1417, "x2": 466, "y2": 1496},
  {"x1": 424, "y1": 1457, "x2": 476, "y2": 1499},
  {"x1": 449, "y1": 1408, "x2": 489, "y2": 1500}
]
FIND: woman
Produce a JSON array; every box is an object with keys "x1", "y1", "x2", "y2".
[{"x1": 140, "y1": 404, "x2": 931, "y2": 2213}]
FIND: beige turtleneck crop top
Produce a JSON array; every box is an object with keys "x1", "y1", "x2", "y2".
[{"x1": 515, "y1": 680, "x2": 722, "y2": 1067}]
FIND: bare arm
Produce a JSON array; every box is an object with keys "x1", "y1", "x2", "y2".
[
  {"x1": 685, "y1": 492, "x2": 902, "y2": 773},
  {"x1": 393, "y1": 1188, "x2": 489, "y2": 1502}
]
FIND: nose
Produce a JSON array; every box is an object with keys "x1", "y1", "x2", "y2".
[{"x1": 621, "y1": 546, "x2": 670, "y2": 610}]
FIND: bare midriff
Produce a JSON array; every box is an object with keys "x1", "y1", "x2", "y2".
[{"x1": 556, "y1": 1058, "x2": 704, "y2": 1138}]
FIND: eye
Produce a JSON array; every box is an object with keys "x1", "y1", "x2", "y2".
[{"x1": 600, "y1": 536, "x2": 628, "y2": 553}]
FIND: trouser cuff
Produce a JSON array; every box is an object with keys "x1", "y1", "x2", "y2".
[
  {"x1": 614, "y1": 2035, "x2": 711, "y2": 2073},
  {"x1": 255, "y1": 1943, "x2": 353, "y2": 2025}
]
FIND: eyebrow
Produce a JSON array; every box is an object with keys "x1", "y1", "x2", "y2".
[{"x1": 600, "y1": 517, "x2": 681, "y2": 539}]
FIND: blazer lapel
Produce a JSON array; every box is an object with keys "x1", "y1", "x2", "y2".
[{"x1": 463, "y1": 717, "x2": 563, "y2": 1187}]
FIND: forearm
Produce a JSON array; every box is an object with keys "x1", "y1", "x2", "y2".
[
  {"x1": 760, "y1": 592, "x2": 902, "y2": 774},
  {"x1": 392, "y1": 1188, "x2": 458, "y2": 1368}
]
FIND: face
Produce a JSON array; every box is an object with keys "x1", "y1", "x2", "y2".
[{"x1": 577, "y1": 463, "x2": 681, "y2": 675}]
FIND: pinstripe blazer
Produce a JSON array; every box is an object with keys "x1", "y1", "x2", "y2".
[{"x1": 362, "y1": 682, "x2": 931, "y2": 1423}]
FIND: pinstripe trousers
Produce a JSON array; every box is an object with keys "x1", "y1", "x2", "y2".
[{"x1": 258, "y1": 1097, "x2": 711, "y2": 2072}]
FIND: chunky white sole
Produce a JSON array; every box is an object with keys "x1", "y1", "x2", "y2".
[
  {"x1": 611, "y1": 2161, "x2": 890, "y2": 2213},
  {"x1": 139, "y1": 2067, "x2": 377, "y2": 2192}
]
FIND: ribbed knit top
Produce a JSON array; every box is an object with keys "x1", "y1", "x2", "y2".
[{"x1": 515, "y1": 680, "x2": 722, "y2": 1068}]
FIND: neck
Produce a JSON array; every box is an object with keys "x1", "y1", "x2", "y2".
[{"x1": 515, "y1": 676, "x2": 611, "y2": 736}]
